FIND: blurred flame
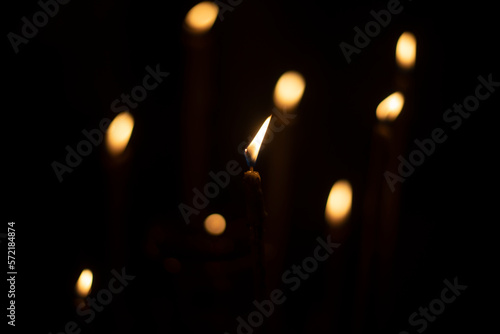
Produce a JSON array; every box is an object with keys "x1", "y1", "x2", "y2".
[
  {"x1": 325, "y1": 180, "x2": 352, "y2": 226},
  {"x1": 245, "y1": 116, "x2": 271, "y2": 167},
  {"x1": 185, "y1": 2, "x2": 219, "y2": 34},
  {"x1": 396, "y1": 32, "x2": 416, "y2": 70},
  {"x1": 106, "y1": 111, "x2": 134, "y2": 156},
  {"x1": 273, "y1": 71, "x2": 306, "y2": 111},
  {"x1": 376, "y1": 92, "x2": 404, "y2": 122},
  {"x1": 76, "y1": 269, "x2": 93, "y2": 298},
  {"x1": 204, "y1": 213, "x2": 226, "y2": 236}
]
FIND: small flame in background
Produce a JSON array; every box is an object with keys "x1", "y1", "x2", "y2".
[
  {"x1": 325, "y1": 179, "x2": 353, "y2": 226},
  {"x1": 376, "y1": 92, "x2": 405, "y2": 122},
  {"x1": 273, "y1": 71, "x2": 306, "y2": 111},
  {"x1": 396, "y1": 31, "x2": 416, "y2": 70},
  {"x1": 245, "y1": 115, "x2": 272, "y2": 167},
  {"x1": 106, "y1": 111, "x2": 135, "y2": 156},
  {"x1": 184, "y1": 2, "x2": 219, "y2": 34},
  {"x1": 76, "y1": 269, "x2": 93, "y2": 298},
  {"x1": 204, "y1": 213, "x2": 226, "y2": 236}
]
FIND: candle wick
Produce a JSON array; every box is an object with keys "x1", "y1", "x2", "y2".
[{"x1": 249, "y1": 166, "x2": 254, "y2": 172}]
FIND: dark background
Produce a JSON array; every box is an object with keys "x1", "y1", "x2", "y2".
[{"x1": 3, "y1": 0, "x2": 498, "y2": 333}]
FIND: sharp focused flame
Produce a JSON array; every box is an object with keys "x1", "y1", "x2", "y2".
[
  {"x1": 245, "y1": 116, "x2": 272, "y2": 167},
  {"x1": 376, "y1": 92, "x2": 405, "y2": 122},
  {"x1": 76, "y1": 269, "x2": 93, "y2": 298},
  {"x1": 325, "y1": 180, "x2": 353, "y2": 226},
  {"x1": 396, "y1": 32, "x2": 416, "y2": 70},
  {"x1": 204, "y1": 213, "x2": 226, "y2": 236},
  {"x1": 106, "y1": 111, "x2": 134, "y2": 156},
  {"x1": 185, "y1": 2, "x2": 219, "y2": 34},
  {"x1": 273, "y1": 71, "x2": 306, "y2": 111}
]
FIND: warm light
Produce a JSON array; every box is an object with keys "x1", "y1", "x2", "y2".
[
  {"x1": 76, "y1": 269, "x2": 93, "y2": 297},
  {"x1": 106, "y1": 111, "x2": 134, "y2": 156},
  {"x1": 204, "y1": 213, "x2": 226, "y2": 236},
  {"x1": 396, "y1": 32, "x2": 416, "y2": 70},
  {"x1": 376, "y1": 92, "x2": 405, "y2": 122},
  {"x1": 325, "y1": 180, "x2": 353, "y2": 226},
  {"x1": 273, "y1": 71, "x2": 306, "y2": 111},
  {"x1": 244, "y1": 115, "x2": 271, "y2": 167},
  {"x1": 184, "y1": 2, "x2": 219, "y2": 34}
]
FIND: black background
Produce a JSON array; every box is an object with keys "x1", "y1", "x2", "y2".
[{"x1": 3, "y1": 0, "x2": 499, "y2": 333}]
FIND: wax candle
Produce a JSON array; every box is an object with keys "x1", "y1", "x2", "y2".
[{"x1": 243, "y1": 116, "x2": 271, "y2": 302}]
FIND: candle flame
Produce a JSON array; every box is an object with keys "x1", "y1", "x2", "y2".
[
  {"x1": 185, "y1": 2, "x2": 219, "y2": 34},
  {"x1": 376, "y1": 92, "x2": 404, "y2": 122},
  {"x1": 106, "y1": 111, "x2": 134, "y2": 156},
  {"x1": 76, "y1": 269, "x2": 93, "y2": 298},
  {"x1": 245, "y1": 116, "x2": 272, "y2": 167},
  {"x1": 325, "y1": 179, "x2": 353, "y2": 226},
  {"x1": 273, "y1": 71, "x2": 306, "y2": 111},
  {"x1": 204, "y1": 213, "x2": 226, "y2": 236},
  {"x1": 396, "y1": 32, "x2": 416, "y2": 70}
]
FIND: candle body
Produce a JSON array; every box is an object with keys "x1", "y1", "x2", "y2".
[{"x1": 243, "y1": 170, "x2": 266, "y2": 307}]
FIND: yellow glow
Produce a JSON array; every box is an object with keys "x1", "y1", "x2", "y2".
[
  {"x1": 376, "y1": 92, "x2": 405, "y2": 122},
  {"x1": 325, "y1": 179, "x2": 353, "y2": 226},
  {"x1": 204, "y1": 213, "x2": 226, "y2": 236},
  {"x1": 273, "y1": 71, "x2": 306, "y2": 111},
  {"x1": 185, "y1": 2, "x2": 219, "y2": 34},
  {"x1": 76, "y1": 269, "x2": 93, "y2": 298},
  {"x1": 396, "y1": 32, "x2": 416, "y2": 70},
  {"x1": 245, "y1": 115, "x2": 271, "y2": 166},
  {"x1": 106, "y1": 111, "x2": 134, "y2": 156}
]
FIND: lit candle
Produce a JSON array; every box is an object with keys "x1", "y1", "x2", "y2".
[
  {"x1": 394, "y1": 31, "x2": 416, "y2": 108},
  {"x1": 104, "y1": 111, "x2": 135, "y2": 268},
  {"x1": 243, "y1": 115, "x2": 270, "y2": 227},
  {"x1": 355, "y1": 91, "x2": 405, "y2": 330},
  {"x1": 181, "y1": 2, "x2": 219, "y2": 203},
  {"x1": 243, "y1": 115, "x2": 271, "y2": 302}
]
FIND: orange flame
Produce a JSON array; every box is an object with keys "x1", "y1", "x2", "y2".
[
  {"x1": 76, "y1": 269, "x2": 93, "y2": 298},
  {"x1": 273, "y1": 71, "x2": 306, "y2": 111},
  {"x1": 325, "y1": 180, "x2": 353, "y2": 226},
  {"x1": 376, "y1": 92, "x2": 404, "y2": 122},
  {"x1": 396, "y1": 32, "x2": 417, "y2": 70},
  {"x1": 185, "y1": 2, "x2": 219, "y2": 34},
  {"x1": 106, "y1": 111, "x2": 134, "y2": 156},
  {"x1": 204, "y1": 213, "x2": 226, "y2": 236},
  {"x1": 245, "y1": 116, "x2": 272, "y2": 167}
]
